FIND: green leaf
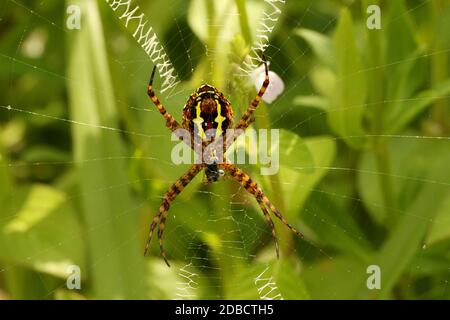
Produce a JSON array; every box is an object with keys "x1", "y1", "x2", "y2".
[
  {"x1": 22, "y1": 145, "x2": 70, "y2": 163},
  {"x1": 367, "y1": 181, "x2": 449, "y2": 299},
  {"x1": 310, "y1": 66, "x2": 336, "y2": 103},
  {"x1": 287, "y1": 136, "x2": 336, "y2": 218},
  {"x1": 328, "y1": 8, "x2": 366, "y2": 148},
  {"x1": 259, "y1": 131, "x2": 326, "y2": 219},
  {"x1": 426, "y1": 193, "x2": 450, "y2": 245},
  {"x1": 382, "y1": 0, "x2": 427, "y2": 135},
  {"x1": 0, "y1": 184, "x2": 84, "y2": 278},
  {"x1": 386, "y1": 78, "x2": 450, "y2": 134},
  {"x1": 303, "y1": 257, "x2": 367, "y2": 299},
  {"x1": 187, "y1": 0, "x2": 265, "y2": 45},
  {"x1": 408, "y1": 241, "x2": 450, "y2": 276},
  {"x1": 356, "y1": 137, "x2": 450, "y2": 298},
  {"x1": 294, "y1": 28, "x2": 334, "y2": 67},
  {"x1": 358, "y1": 134, "x2": 450, "y2": 224},
  {"x1": 0, "y1": 150, "x2": 12, "y2": 205},
  {"x1": 274, "y1": 260, "x2": 310, "y2": 299},
  {"x1": 67, "y1": 0, "x2": 146, "y2": 299},
  {"x1": 384, "y1": 48, "x2": 425, "y2": 121},
  {"x1": 54, "y1": 289, "x2": 87, "y2": 300},
  {"x1": 293, "y1": 95, "x2": 329, "y2": 111},
  {"x1": 385, "y1": 0, "x2": 418, "y2": 67},
  {"x1": 303, "y1": 192, "x2": 374, "y2": 263},
  {"x1": 226, "y1": 261, "x2": 309, "y2": 299}
]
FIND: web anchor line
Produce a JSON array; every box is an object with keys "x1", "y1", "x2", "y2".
[{"x1": 105, "y1": 0, "x2": 179, "y2": 93}]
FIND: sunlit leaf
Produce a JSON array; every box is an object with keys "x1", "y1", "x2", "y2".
[
  {"x1": 426, "y1": 193, "x2": 450, "y2": 245},
  {"x1": 328, "y1": 8, "x2": 366, "y2": 148},
  {"x1": 278, "y1": 135, "x2": 336, "y2": 219},
  {"x1": 0, "y1": 184, "x2": 84, "y2": 278},
  {"x1": 294, "y1": 28, "x2": 334, "y2": 68},
  {"x1": 67, "y1": 0, "x2": 146, "y2": 299},
  {"x1": 386, "y1": 78, "x2": 450, "y2": 134},
  {"x1": 303, "y1": 257, "x2": 367, "y2": 299},
  {"x1": 293, "y1": 95, "x2": 329, "y2": 111}
]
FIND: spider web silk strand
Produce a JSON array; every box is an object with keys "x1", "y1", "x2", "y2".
[
  {"x1": 105, "y1": 0, "x2": 179, "y2": 93},
  {"x1": 240, "y1": 0, "x2": 286, "y2": 74}
]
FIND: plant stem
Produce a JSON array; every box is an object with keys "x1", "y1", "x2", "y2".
[
  {"x1": 235, "y1": 0, "x2": 252, "y2": 46},
  {"x1": 363, "y1": 0, "x2": 397, "y2": 228},
  {"x1": 205, "y1": 0, "x2": 222, "y2": 85},
  {"x1": 431, "y1": 0, "x2": 450, "y2": 134}
]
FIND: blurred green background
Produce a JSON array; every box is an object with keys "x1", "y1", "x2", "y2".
[{"x1": 1, "y1": 0, "x2": 450, "y2": 300}]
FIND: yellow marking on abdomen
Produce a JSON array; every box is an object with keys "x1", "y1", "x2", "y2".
[
  {"x1": 193, "y1": 101, "x2": 206, "y2": 140},
  {"x1": 215, "y1": 99, "x2": 226, "y2": 139}
]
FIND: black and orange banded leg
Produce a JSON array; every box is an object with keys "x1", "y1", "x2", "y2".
[
  {"x1": 220, "y1": 163, "x2": 303, "y2": 258},
  {"x1": 235, "y1": 56, "x2": 269, "y2": 132},
  {"x1": 144, "y1": 164, "x2": 204, "y2": 267},
  {"x1": 147, "y1": 66, "x2": 182, "y2": 133},
  {"x1": 256, "y1": 200, "x2": 280, "y2": 259}
]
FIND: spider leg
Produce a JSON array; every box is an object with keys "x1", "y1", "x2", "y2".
[
  {"x1": 144, "y1": 164, "x2": 204, "y2": 267},
  {"x1": 260, "y1": 192, "x2": 304, "y2": 239},
  {"x1": 147, "y1": 66, "x2": 183, "y2": 134},
  {"x1": 224, "y1": 57, "x2": 269, "y2": 151},
  {"x1": 256, "y1": 201, "x2": 280, "y2": 259},
  {"x1": 220, "y1": 163, "x2": 303, "y2": 256},
  {"x1": 234, "y1": 56, "x2": 269, "y2": 132}
]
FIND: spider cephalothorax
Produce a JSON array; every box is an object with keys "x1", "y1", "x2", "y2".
[{"x1": 145, "y1": 58, "x2": 303, "y2": 267}]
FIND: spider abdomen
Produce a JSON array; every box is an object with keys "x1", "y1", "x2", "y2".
[{"x1": 182, "y1": 84, "x2": 233, "y2": 143}]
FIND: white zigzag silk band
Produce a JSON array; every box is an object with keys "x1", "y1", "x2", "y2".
[
  {"x1": 105, "y1": 0, "x2": 179, "y2": 93},
  {"x1": 241, "y1": 0, "x2": 285, "y2": 76},
  {"x1": 105, "y1": 0, "x2": 284, "y2": 89}
]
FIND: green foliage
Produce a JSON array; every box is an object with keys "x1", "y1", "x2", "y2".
[
  {"x1": 67, "y1": 0, "x2": 146, "y2": 299},
  {"x1": 0, "y1": 184, "x2": 84, "y2": 277},
  {"x1": 0, "y1": 0, "x2": 449, "y2": 300}
]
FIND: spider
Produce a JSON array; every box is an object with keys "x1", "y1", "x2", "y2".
[{"x1": 144, "y1": 57, "x2": 303, "y2": 266}]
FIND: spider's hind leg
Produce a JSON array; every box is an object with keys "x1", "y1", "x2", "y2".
[
  {"x1": 261, "y1": 193, "x2": 304, "y2": 239},
  {"x1": 256, "y1": 200, "x2": 280, "y2": 259},
  {"x1": 144, "y1": 164, "x2": 204, "y2": 267},
  {"x1": 220, "y1": 163, "x2": 303, "y2": 258}
]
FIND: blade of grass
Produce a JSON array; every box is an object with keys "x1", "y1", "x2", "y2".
[
  {"x1": 67, "y1": 0, "x2": 146, "y2": 299},
  {"x1": 235, "y1": 0, "x2": 252, "y2": 46}
]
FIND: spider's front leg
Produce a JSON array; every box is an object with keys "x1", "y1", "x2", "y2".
[
  {"x1": 219, "y1": 163, "x2": 303, "y2": 258},
  {"x1": 235, "y1": 56, "x2": 269, "y2": 131},
  {"x1": 144, "y1": 164, "x2": 204, "y2": 267},
  {"x1": 224, "y1": 57, "x2": 269, "y2": 151},
  {"x1": 147, "y1": 66, "x2": 183, "y2": 134}
]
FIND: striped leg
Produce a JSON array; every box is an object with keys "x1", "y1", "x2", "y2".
[
  {"x1": 224, "y1": 57, "x2": 269, "y2": 151},
  {"x1": 220, "y1": 163, "x2": 303, "y2": 258},
  {"x1": 144, "y1": 164, "x2": 204, "y2": 267},
  {"x1": 147, "y1": 66, "x2": 182, "y2": 133},
  {"x1": 235, "y1": 57, "x2": 269, "y2": 132},
  {"x1": 256, "y1": 201, "x2": 280, "y2": 259}
]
